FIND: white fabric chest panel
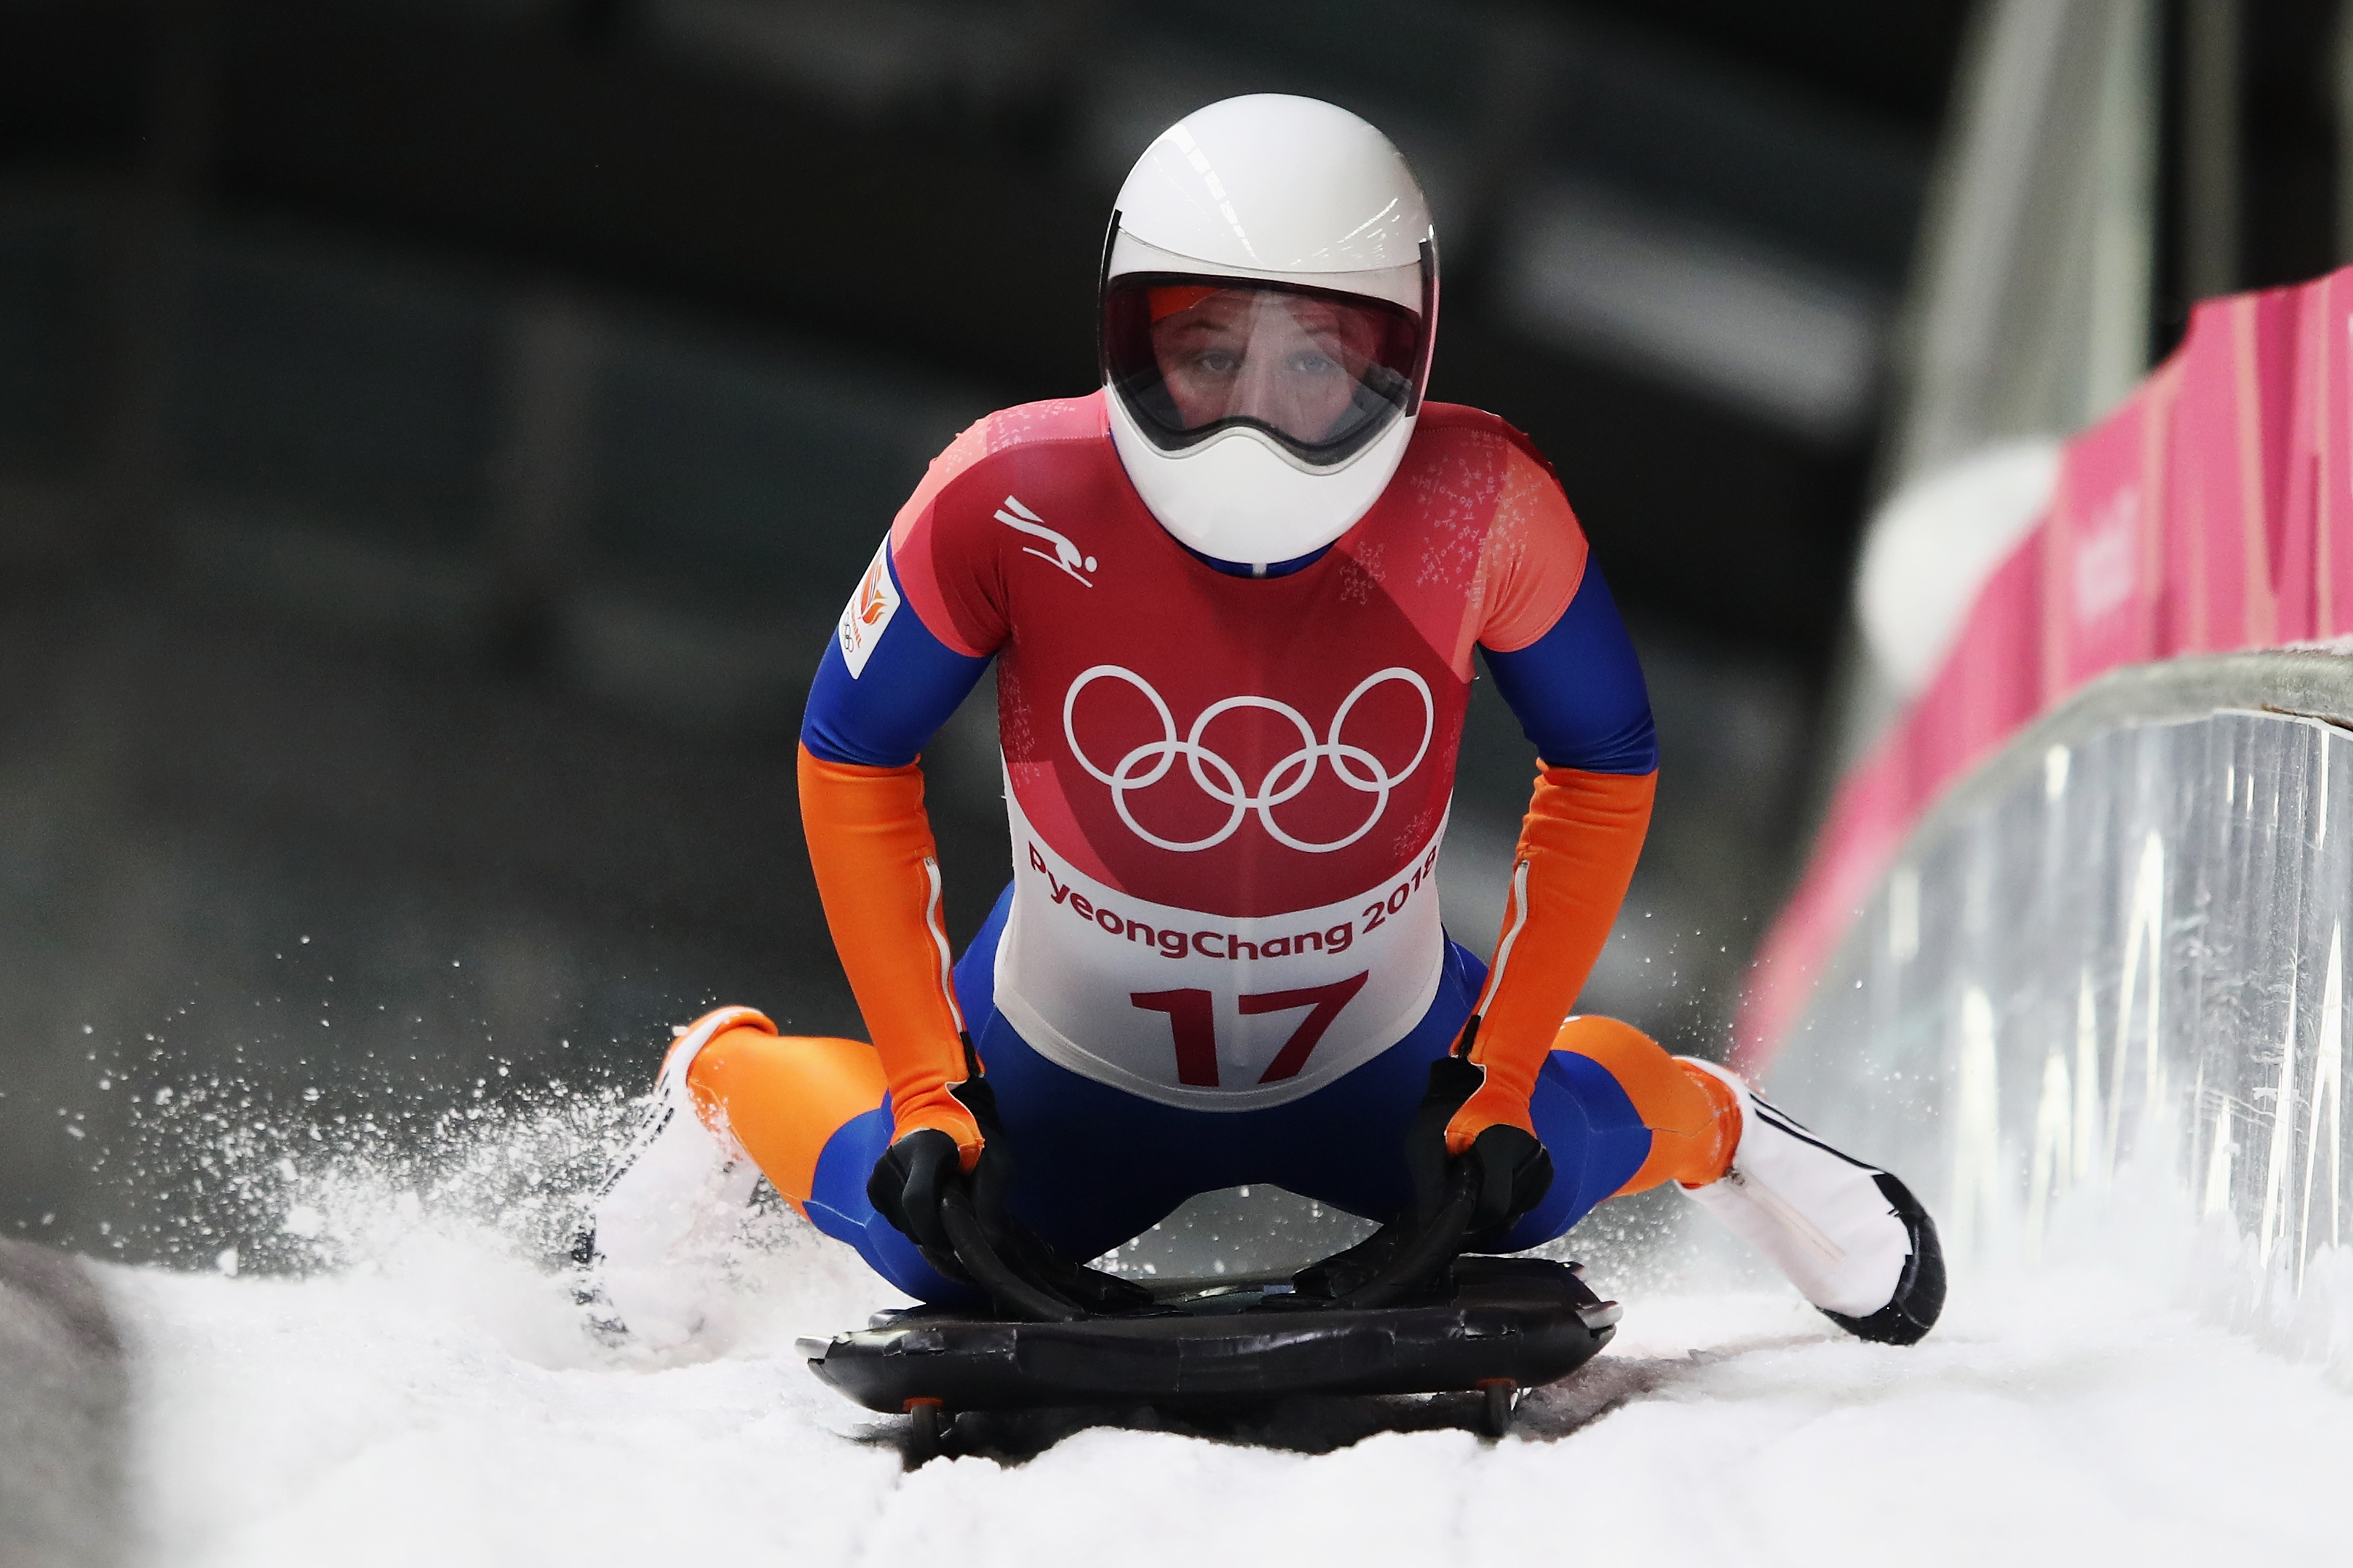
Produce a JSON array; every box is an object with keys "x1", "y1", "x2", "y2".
[{"x1": 992, "y1": 787, "x2": 1449, "y2": 1109}]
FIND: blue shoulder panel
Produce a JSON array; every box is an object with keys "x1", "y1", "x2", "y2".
[
  {"x1": 1481, "y1": 562, "x2": 1659, "y2": 775},
  {"x1": 800, "y1": 550, "x2": 992, "y2": 768}
]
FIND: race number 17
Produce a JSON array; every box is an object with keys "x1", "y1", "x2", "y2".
[{"x1": 1130, "y1": 972, "x2": 1370, "y2": 1089}]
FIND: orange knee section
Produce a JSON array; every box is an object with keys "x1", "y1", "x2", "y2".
[
  {"x1": 686, "y1": 1029, "x2": 888, "y2": 1214},
  {"x1": 1550, "y1": 1015, "x2": 1739, "y2": 1195}
]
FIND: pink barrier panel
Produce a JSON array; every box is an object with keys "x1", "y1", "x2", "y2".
[
  {"x1": 2041, "y1": 365, "x2": 2168, "y2": 695},
  {"x1": 1735, "y1": 268, "x2": 2353, "y2": 1072},
  {"x1": 2161, "y1": 290, "x2": 2300, "y2": 653},
  {"x1": 2312, "y1": 268, "x2": 2353, "y2": 633},
  {"x1": 1918, "y1": 517, "x2": 2045, "y2": 800}
]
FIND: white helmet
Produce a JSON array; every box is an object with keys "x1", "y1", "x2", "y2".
[{"x1": 1100, "y1": 95, "x2": 1438, "y2": 572}]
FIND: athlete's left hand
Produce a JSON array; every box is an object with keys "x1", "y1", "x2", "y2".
[
  {"x1": 1406, "y1": 1035, "x2": 1554, "y2": 1235},
  {"x1": 1289, "y1": 1027, "x2": 1555, "y2": 1308}
]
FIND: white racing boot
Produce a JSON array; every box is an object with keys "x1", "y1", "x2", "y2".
[
  {"x1": 571, "y1": 1006, "x2": 769, "y2": 1348},
  {"x1": 1678, "y1": 1058, "x2": 1945, "y2": 1345}
]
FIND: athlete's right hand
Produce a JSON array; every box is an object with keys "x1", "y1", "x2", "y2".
[
  {"x1": 869, "y1": 1072, "x2": 1157, "y2": 1318},
  {"x1": 867, "y1": 1123, "x2": 969, "y2": 1255}
]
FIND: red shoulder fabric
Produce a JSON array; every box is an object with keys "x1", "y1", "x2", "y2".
[
  {"x1": 1340, "y1": 405, "x2": 1589, "y2": 680},
  {"x1": 1472, "y1": 431, "x2": 1590, "y2": 654},
  {"x1": 886, "y1": 396, "x2": 1107, "y2": 658}
]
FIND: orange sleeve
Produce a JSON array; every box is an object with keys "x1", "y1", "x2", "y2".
[
  {"x1": 1445, "y1": 764, "x2": 1656, "y2": 1154},
  {"x1": 795, "y1": 743, "x2": 981, "y2": 1165}
]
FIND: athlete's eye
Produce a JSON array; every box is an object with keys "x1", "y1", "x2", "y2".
[
  {"x1": 1286, "y1": 350, "x2": 1341, "y2": 377},
  {"x1": 1192, "y1": 349, "x2": 1241, "y2": 375}
]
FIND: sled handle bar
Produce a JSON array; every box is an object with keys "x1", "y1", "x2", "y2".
[
  {"x1": 938, "y1": 1181, "x2": 1089, "y2": 1324},
  {"x1": 1335, "y1": 1165, "x2": 1480, "y2": 1311}
]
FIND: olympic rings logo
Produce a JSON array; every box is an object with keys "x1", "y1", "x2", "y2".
[{"x1": 1062, "y1": 664, "x2": 1435, "y2": 854}]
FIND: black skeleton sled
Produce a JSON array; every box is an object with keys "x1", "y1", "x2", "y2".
[{"x1": 798, "y1": 1164, "x2": 1622, "y2": 1464}]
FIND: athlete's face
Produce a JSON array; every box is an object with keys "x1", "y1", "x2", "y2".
[{"x1": 1150, "y1": 291, "x2": 1376, "y2": 445}]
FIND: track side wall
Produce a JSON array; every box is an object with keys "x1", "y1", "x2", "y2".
[{"x1": 1771, "y1": 653, "x2": 2353, "y2": 1331}]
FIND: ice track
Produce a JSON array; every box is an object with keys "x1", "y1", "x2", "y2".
[{"x1": 96, "y1": 1191, "x2": 2353, "y2": 1568}]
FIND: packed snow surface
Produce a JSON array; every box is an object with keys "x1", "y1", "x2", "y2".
[{"x1": 90, "y1": 1143, "x2": 2353, "y2": 1568}]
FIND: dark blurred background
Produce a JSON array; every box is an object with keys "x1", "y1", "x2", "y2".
[{"x1": 1, "y1": 0, "x2": 2338, "y2": 1257}]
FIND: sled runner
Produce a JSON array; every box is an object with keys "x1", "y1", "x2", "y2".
[
  {"x1": 798, "y1": 1168, "x2": 1620, "y2": 1462},
  {"x1": 803, "y1": 1254, "x2": 1618, "y2": 1460}
]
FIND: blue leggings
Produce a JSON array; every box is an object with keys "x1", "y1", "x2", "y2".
[{"x1": 801, "y1": 886, "x2": 1653, "y2": 1303}]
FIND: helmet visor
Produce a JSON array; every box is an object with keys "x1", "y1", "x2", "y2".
[{"x1": 1103, "y1": 276, "x2": 1425, "y2": 467}]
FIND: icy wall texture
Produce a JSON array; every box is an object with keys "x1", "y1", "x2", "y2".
[{"x1": 1769, "y1": 650, "x2": 2353, "y2": 1304}]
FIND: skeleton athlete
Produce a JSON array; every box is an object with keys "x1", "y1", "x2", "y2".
[{"x1": 580, "y1": 95, "x2": 1945, "y2": 1346}]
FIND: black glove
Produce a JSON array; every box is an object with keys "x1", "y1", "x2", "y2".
[
  {"x1": 868, "y1": 1062, "x2": 1013, "y2": 1276},
  {"x1": 1404, "y1": 1024, "x2": 1555, "y2": 1238},
  {"x1": 868, "y1": 1126, "x2": 964, "y2": 1258},
  {"x1": 866, "y1": 1067, "x2": 1151, "y2": 1318},
  {"x1": 1292, "y1": 1025, "x2": 1555, "y2": 1309}
]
